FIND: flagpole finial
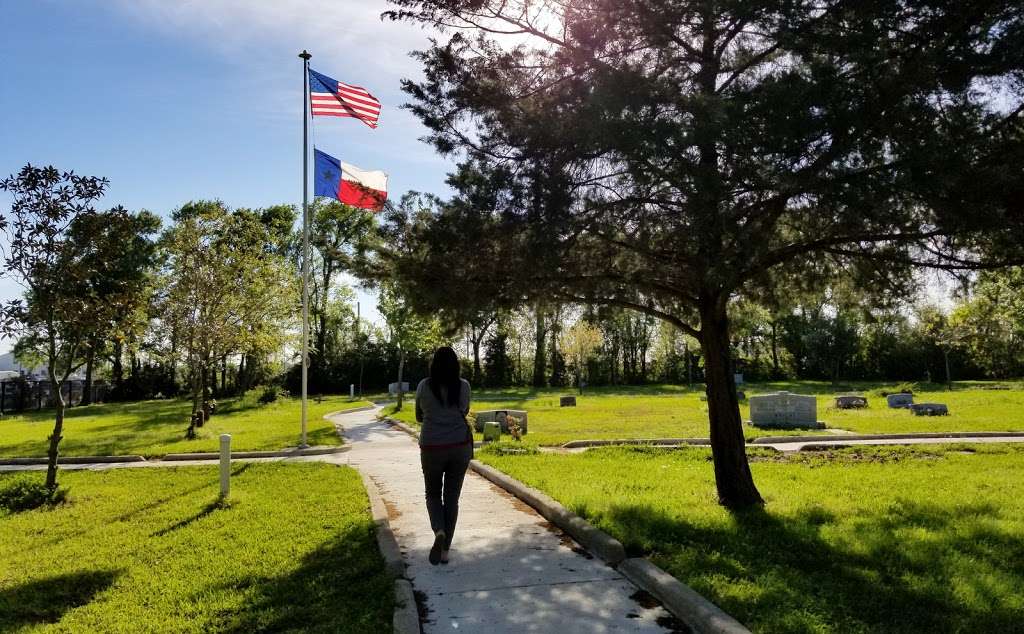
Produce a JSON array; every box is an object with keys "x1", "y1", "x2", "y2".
[{"x1": 299, "y1": 50, "x2": 311, "y2": 60}]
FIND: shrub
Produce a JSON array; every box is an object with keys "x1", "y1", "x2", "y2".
[
  {"x1": 872, "y1": 382, "x2": 919, "y2": 397},
  {"x1": 258, "y1": 386, "x2": 285, "y2": 405},
  {"x1": 0, "y1": 475, "x2": 68, "y2": 513}
]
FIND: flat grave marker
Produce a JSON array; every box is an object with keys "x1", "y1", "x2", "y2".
[
  {"x1": 835, "y1": 395, "x2": 868, "y2": 409},
  {"x1": 887, "y1": 393, "x2": 914, "y2": 409},
  {"x1": 910, "y1": 403, "x2": 949, "y2": 416}
]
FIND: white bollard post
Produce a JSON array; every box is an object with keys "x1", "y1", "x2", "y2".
[
  {"x1": 219, "y1": 433, "x2": 231, "y2": 498},
  {"x1": 350, "y1": 383, "x2": 355, "y2": 399}
]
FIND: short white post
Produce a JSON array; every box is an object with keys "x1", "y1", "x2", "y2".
[
  {"x1": 350, "y1": 383, "x2": 355, "y2": 399},
  {"x1": 219, "y1": 433, "x2": 231, "y2": 498}
]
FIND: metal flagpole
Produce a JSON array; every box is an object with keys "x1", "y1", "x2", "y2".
[
  {"x1": 299, "y1": 49, "x2": 311, "y2": 448},
  {"x1": 357, "y1": 302, "x2": 364, "y2": 398}
]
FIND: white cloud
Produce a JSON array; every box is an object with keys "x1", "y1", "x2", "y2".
[
  {"x1": 106, "y1": 0, "x2": 448, "y2": 165},
  {"x1": 108, "y1": 0, "x2": 434, "y2": 82}
]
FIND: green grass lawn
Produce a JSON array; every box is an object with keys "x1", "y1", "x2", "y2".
[
  {"x1": 0, "y1": 393, "x2": 373, "y2": 458},
  {"x1": 477, "y1": 442, "x2": 1024, "y2": 633},
  {"x1": 384, "y1": 381, "x2": 1024, "y2": 445},
  {"x1": 0, "y1": 463, "x2": 392, "y2": 633}
]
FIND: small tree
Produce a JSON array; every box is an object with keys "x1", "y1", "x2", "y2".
[
  {"x1": 560, "y1": 320, "x2": 602, "y2": 394},
  {"x1": 70, "y1": 209, "x2": 160, "y2": 405},
  {"x1": 308, "y1": 201, "x2": 375, "y2": 369},
  {"x1": 948, "y1": 268, "x2": 1024, "y2": 379},
  {"x1": 378, "y1": 280, "x2": 444, "y2": 410},
  {"x1": 0, "y1": 165, "x2": 132, "y2": 490},
  {"x1": 156, "y1": 201, "x2": 296, "y2": 428}
]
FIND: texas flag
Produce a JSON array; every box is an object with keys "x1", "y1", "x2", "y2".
[{"x1": 313, "y1": 149, "x2": 388, "y2": 211}]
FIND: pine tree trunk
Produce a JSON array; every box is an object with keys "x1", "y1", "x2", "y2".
[
  {"x1": 699, "y1": 300, "x2": 764, "y2": 508},
  {"x1": 396, "y1": 349, "x2": 406, "y2": 411},
  {"x1": 770, "y1": 319, "x2": 780, "y2": 376},
  {"x1": 472, "y1": 338, "x2": 482, "y2": 384},
  {"x1": 112, "y1": 341, "x2": 124, "y2": 391},
  {"x1": 81, "y1": 344, "x2": 96, "y2": 406},
  {"x1": 237, "y1": 354, "x2": 246, "y2": 392},
  {"x1": 532, "y1": 304, "x2": 546, "y2": 387}
]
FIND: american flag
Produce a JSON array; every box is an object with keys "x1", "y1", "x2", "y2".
[{"x1": 308, "y1": 68, "x2": 381, "y2": 128}]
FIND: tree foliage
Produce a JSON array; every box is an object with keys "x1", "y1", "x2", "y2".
[
  {"x1": 949, "y1": 268, "x2": 1024, "y2": 378},
  {"x1": 382, "y1": 0, "x2": 1024, "y2": 507},
  {"x1": 0, "y1": 165, "x2": 148, "y2": 488},
  {"x1": 559, "y1": 320, "x2": 603, "y2": 391},
  {"x1": 155, "y1": 201, "x2": 297, "y2": 418}
]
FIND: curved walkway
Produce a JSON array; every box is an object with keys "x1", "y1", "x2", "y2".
[{"x1": 333, "y1": 406, "x2": 677, "y2": 634}]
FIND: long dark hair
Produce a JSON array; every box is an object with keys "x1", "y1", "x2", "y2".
[{"x1": 429, "y1": 346, "x2": 462, "y2": 407}]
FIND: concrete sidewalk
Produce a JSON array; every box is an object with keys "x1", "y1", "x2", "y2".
[{"x1": 333, "y1": 407, "x2": 677, "y2": 633}]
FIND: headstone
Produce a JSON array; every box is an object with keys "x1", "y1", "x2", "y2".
[
  {"x1": 560, "y1": 395, "x2": 577, "y2": 407},
  {"x1": 887, "y1": 393, "x2": 914, "y2": 409},
  {"x1": 388, "y1": 381, "x2": 410, "y2": 396},
  {"x1": 474, "y1": 409, "x2": 528, "y2": 434},
  {"x1": 747, "y1": 391, "x2": 824, "y2": 429},
  {"x1": 482, "y1": 421, "x2": 501, "y2": 442},
  {"x1": 834, "y1": 395, "x2": 868, "y2": 409},
  {"x1": 910, "y1": 403, "x2": 949, "y2": 416},
  {"x1": 734, "y1": 373, "x2": 744, "y2": 385}
]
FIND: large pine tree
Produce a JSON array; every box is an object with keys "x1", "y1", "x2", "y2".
[{"x1": 381, "y1": 0, "x2": 1024, "y2": 507}]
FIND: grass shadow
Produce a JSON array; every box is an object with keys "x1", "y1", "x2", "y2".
[
  {"x1": 602, "y1": 500, "x2": 1024, "y2": 632},
  {"x1": 151, "y1": 498, "x2": 231, "y2": 538},
  {"x1": 0, "y1": 570, "x2": 119, "y2": 630},
  {"x1": 205, "y1": 522, "x2": 392, "y2": 633}
]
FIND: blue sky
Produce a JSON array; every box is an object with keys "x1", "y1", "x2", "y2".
[{"x1": 0, "y1": 0, "x2": 453, "y2": 350}]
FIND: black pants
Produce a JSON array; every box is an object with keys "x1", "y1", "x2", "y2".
[{"x1": 420, "y1": 443, "x2": 473, "y2": 549}]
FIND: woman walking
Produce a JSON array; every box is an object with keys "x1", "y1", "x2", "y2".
[{"x1": 416, "y1": 346, "x2": 473, "y2": 565}]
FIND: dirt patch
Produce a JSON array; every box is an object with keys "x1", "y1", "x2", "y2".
[
  {"x1": 629, "y1": 590, "x2": 692, "y2": 632},
  {"x1": 384, "y1": 499, "x2": 402, "y2": 522},
  {"x1": 749, "y1": 446, "x2": 953, "y2": 466},
  {"x1": 656, "y1": 614, "x2": 693, "y2": 633},
  {"x1": 533, "y1": 519, "x2": 594, "y2": 559},
  {"x1": 560, "y1": 533, "x2": 594, "y2": 559},
  {"x1": 630, "y1": 589, "x2": 660, "y2": 609},
  {"x1": 483, "y1": 480, "x2": 538, "y2": 515},
  {"x1": 413, "y1": 589, "x2": 432, "y2": 624}
]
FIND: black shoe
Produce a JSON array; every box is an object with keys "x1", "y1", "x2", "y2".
[{"x1": 429, "y1": 531, "x2": 446, "y2": 565}]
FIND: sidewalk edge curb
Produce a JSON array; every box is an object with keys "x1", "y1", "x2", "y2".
[
  {"x1": 392, "y1": 579, "x2": 420, "y2": 634},
  {"x1": 468, "y1": 459, "x2": 626, "y2": 565},
  {"x1": 160, "y1": 446, "x2": 349, "y2": 461},
  {"x1": 618, "y1": 557, "x2": 751, "y2": 634},
  {"x1": 0, "y1": 455, "x2": 146, "y2": 465},
  {"x1": 360, "y1": 472, "x2": 407, "y2": 580}
]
